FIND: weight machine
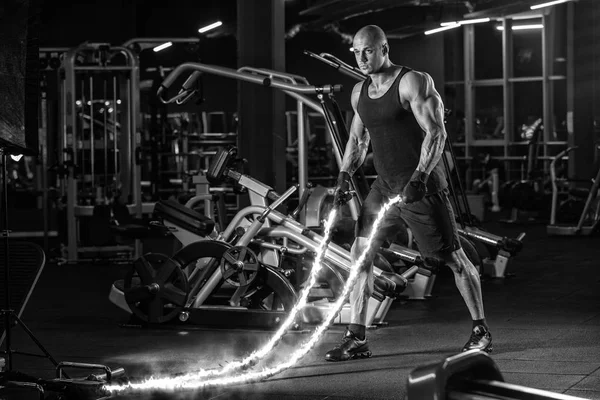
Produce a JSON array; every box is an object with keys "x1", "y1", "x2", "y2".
[
  {"x1": 106, "y1": 60, "x2": 457, "y2": 329},
  {"x1": 109, "y1": 145, "x2": 419, "y2": 329},
  {"x1": 304, "y1": 50, "x2": 526, "y2": 279},
  {"x1": 57, "y1": 42, "x2": 147, "y2": 262}
]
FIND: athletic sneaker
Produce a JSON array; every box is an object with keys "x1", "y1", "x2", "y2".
[
  {"x1": 462, "y1": 325, "x2": 493, "y2": 353},
  {"x1": 325, "y1": 328, "x2": 372, "y2": 362}
]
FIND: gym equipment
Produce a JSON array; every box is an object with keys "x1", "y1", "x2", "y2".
[
  {"x1": 110, "y1": 146, "x2": 419, "y2": 329},
  {"x1": 441, "y1": 133, "x2": 526, "y2": 278},
  {"x1": 1, "y1": 362, "x2": 126, "y2": 400},
  {"x1": 107, "y1": 62, "x2": 420, "y2": 329},
  {"x1": 547, "y1": 146, "x2": 600, "y2": 236},
  {"x1": 0, "y1": 151, "x2": 127, "y2": 400},
  {"x1": 501, "y1": 118, "x2": 552, "y2": 223},
  {"x1": 305, "y1": 50, "x2": 526, "y2": 279},
  {"x1": 407, "y1": 350, "x2": 587, "y2": 400},
  {"x1": 58, "y1": 43, "x2": 152, "y2": 263}
]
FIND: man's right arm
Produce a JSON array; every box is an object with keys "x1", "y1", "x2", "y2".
[{"x1": 340, "y1": 82, "x2": 370, "y2": 177}]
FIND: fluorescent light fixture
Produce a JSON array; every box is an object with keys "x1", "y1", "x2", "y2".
[
  {"x1": 10, "y1": 154, "x2": 23, "y2": 162},
  {"x1": 512, "y1": 14, "x2": 543, "y2": 20},
  {"x1": 459, "y1": 17, "x2": 491, "y2": 25},
  {"x1": 496, "y1": 24, "x2": 544, "y2": 30},
  {"x1": 441, "y1": 17, "x2": 490, "y2": 27},
  {"x1": 153, "y1": 42, "x2": 173, "y2": 52},
  {"x1": 198, "y1": 21, "x2": 223, "y2": 33},
  {"x1": 425, "y1": 23, "x2": 460, "y2": 35},
  {"x1": 531, "y1": 0, "x2": 572, "y2": 10}
]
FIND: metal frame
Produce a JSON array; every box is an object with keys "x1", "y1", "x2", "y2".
[
  {"x1": 156, "y1": 61, "x2": 360, "y2": 222},
  {"x1": 60, "y1": 43, "x2": 142, "y2": 262}
]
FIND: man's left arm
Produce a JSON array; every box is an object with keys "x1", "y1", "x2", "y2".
[{"x1": 406, "y1": 72, "x2": 447, "y2": 176}]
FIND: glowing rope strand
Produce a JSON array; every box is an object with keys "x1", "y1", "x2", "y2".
[
  {"x1": 183, "y1": 208, "x2": 339, "y2": 377},
  {"x1": 107, "y1": 196, "x2": 401, "y2": 393},
  {"x1": 106, "y1": 207, "x2": 339, "y2": 391}
]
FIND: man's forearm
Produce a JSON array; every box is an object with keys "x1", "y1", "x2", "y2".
[
  {"x1": 340, "y1": 138, "x2": 368, "y2": 176},
  {"x1": 417, "y1": 128, "x2": 447, "y2": 175}
]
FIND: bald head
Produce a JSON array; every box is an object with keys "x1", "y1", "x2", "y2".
[
  {"x1": 352, "y1": 25, "x2": 390, "y2": 75},
  {"x1": 353, "y1": 25, "x2": 387, "y2": 48}
]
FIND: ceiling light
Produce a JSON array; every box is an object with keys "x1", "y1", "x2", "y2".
[
  {"x1": 425, "y1": 23, "x2": 460, "y2": 35},
  {"x1": 198, "y1": 21, "x2": 223, "y2": 33},
  {"x1": 153, "y1": 42, "x2": 172, "y2": 52},
  {"x1": 459, "y1": 18, "x2": 491, "y2": 25},
  {"x1": 531, "y1": 0, "x2": 573, "y2": 10},
  {"x1": 441, "y1": 17, "x2": 490, "y2": 27},
  {"x1": 496, "y1": 24, "x2": 544, "y2": 30}
]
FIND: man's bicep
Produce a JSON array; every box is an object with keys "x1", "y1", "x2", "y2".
[
  {"x1": 409, "y1": 81, "x2": 443, "y2": 134},
  {"x1": 349, "y1": 113, "x2": 370, "y2": 146},
  {"x1": 412, "y1": 94, "x2": 445, "y2": 133}
]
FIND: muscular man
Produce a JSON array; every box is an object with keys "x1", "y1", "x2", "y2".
[{"x1": 325, "y1": 25, "x2": 492, "y2": 362}]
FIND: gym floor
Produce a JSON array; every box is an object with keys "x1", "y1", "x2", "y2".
[{"x1": 5, "y1": 218, "x2": 600, "y2": 400}]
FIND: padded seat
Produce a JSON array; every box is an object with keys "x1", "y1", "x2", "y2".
[
  {"x1": 110, "y1": 203, "x2": 162, "y2": 239},
  {"x1": 569, "y1": 187, "x2": 590, "y2": 199},
  {"x1": 154, "y1": 199, "x2": 215, "y2": 237}
]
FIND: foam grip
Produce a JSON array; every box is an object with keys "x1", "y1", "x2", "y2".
[
  {"x1": 207, "y1": 146, "x2": 237, "y2": 184},
  {"x1": 375, "y1": 272, "x2": 408, "y2": 296}
]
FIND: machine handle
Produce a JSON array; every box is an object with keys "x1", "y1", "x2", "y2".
[
  {"x1": 56, "y1": 361, "x2": 112, "y2": 381},
  {"x1": 290, "y1": 182, "x2": 313, "y2": 219},
  {"x1": 157, "y1": 61, "x2": 343, "y2": 104},
  {"x1": 236, "y1": 185, "x2": 299, "y2": 246},
  {"x1": 262, "y1": 184, "x2": 299, "y2": 219}
]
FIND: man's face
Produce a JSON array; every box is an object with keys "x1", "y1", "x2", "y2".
[{"x1": 352, "y1": 36, "x2": 386, "y2": 74}]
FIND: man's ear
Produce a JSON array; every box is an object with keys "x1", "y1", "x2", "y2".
[{"x1": 382, "y1": 42, "x2": 389, "y2": 55}]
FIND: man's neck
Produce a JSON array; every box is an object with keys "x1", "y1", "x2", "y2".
[{"x1": 369, "y1": 62, "x2": 398, "y2": 87}]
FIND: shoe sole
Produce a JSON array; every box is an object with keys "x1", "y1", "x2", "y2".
[
  {"x1": 462, "y1": 343, "x2": 493, "y2": 354},
  {"x1": 325, "y1": 351, "x2": 372, "y2": 362}
]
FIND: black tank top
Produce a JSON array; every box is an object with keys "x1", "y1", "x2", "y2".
[{"x1": 357, "y1": 67, "x2": 447, "y2": 195}]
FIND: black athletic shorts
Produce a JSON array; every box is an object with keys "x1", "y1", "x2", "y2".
[{"x1": 355, "y1": 186, "x2": 461, "y2": 258}]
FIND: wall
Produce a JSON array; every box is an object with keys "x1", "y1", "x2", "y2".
[
  {"x1": 39, "y1": 0, "x2": 137, "y2": 47},
  {"x1": 570, "y1": 0, "x2": 600, "y2": 178}
]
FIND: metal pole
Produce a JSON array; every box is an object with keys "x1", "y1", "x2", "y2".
[
  {"x1": 40, "y1": 76, "x2": 49, "y2": 252},
  {"x1": 442, "y1": 148, "x2": 465, "y2": 228},
  {"x1": 297, "y1": 100, "x2": 308, "y2": 208},
  {"x1": 2, "y1": 152, "x2": 12, "y2": 370},
  {"x1": 113, "y1": 76, "x2": 118, "y2": 195},
  {"x1": 63, "y1": 49, "x2": 79, "y2": 262},
  {"x1": 316, "y1": 94, "x2": 360, "y2": 219},
  {"x1": 89, "y1": 76, "x2": 95, "y2": 197},
  {"x1": 103, "y1": 79, "x2": 108, "y2": 199},
  {"x1": 542, "y1": 13, "x2": 551, "y2": 164},
  {"x1": 502, "y1": 18, "x2": 514, "y2": 180}
]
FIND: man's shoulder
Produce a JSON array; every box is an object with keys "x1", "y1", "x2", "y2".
[
  {"x1": 352, "y1": 80, "x2": 365, "y2": 93},
  {"x1": 399, "y1": 68, "x2": 427, "y2": 84}
]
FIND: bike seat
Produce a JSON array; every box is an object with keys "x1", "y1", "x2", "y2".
[{"x1": 154, "y1": 199, "x2": 215, "y2": 237}]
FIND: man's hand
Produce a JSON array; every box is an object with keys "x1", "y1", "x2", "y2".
[
  {"x1": 402, "y1": 170, "x2": 429, "y2": 204},
  {"x1": 333, "y1": 171, "x2": 352, "y2": 206}
]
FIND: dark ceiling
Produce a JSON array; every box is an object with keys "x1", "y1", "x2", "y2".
[
  {"x1": 198, "y1": 0, "x2": 557, "y2": 42},
  {"x1": 37, "y1": 0, "x2": 558, "y2": 49}
]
